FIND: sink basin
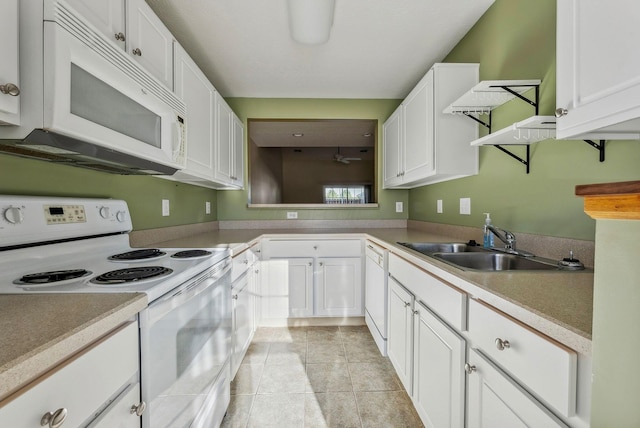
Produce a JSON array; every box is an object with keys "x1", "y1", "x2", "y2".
[
  {"x1": 397, "y1": 242, "x2": 485, "y2": 255},
  {"x1": 432, "y1": 252, "x2": 560, "y2": 271}
]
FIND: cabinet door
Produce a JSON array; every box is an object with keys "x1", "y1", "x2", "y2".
[
  {"x1": 126, "y1": 0, "x2": 174, "y2": 89},
  {"x1": 63, "y1": 0, "x2": 126, "y2": 49},
  {"x1": 0, "y1": 0, "x2": 20, "y2": 125},
  {"x1": 387, "y1": 277, "x2": 414, "y2": 393},
  {"x1": 402, "y1": 70, "x2": 434, "y2": 183},
  {"x1": 232, "y1": 275, "x2": 252, "y2": 377},
  {"x1": 261, "y1": 258, "x2": 314, "y2": 319},
  {"x1": 467, "y1": 349, "x2": 568, "y2": 428},
  {"x1": 556, "y1": 0, "x2": 640, "y2": 139},
  {"x1": 315, "y1": 257, "x2": 363, "y2": 317},
  {"x1": 214, "y1": 93, "x2": 234, "y2": 185},
  {"x1": 231, "y1": 114, "x2": 245, "y2": 188},
  {"x1": 413, "y1": 301, "x2": 465, "y2": 428},
  {"x1": 382, "y1": 105, "x2": 403, "y2": 188},
  {"x1": 174, "y1": 43, "x2": 216, "y2": 179}
]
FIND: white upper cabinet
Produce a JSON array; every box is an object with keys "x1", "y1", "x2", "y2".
[
  {"x1": 0, "y1": 0, "x2": 20, "y2": 125},
  {"x1": 214, "y1": 93, "x2": 244, "y2": 189},
  {"x1": 173, "y1": 42, "x2": 216, "y2": 180},
  {"x1": 126, "y1": 0, "x2": 174, "y2": 89},
  {"x1": 383, "y1": 63, "x2": 479, "y2": 189},
  {"x1": 63, "y1": 0, "x2": 126, "y2": 49},
  {"x1": 556, "y1": 0, "x2": 640, "y2": 139}
]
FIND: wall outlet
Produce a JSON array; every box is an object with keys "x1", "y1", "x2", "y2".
[
  {"x1": 287, "y1": 211, "x2": 298, "y2": 219},
  {"x1": 162, "y1": 199, "x2": 170, "y2": 217},
  {"x1": 437, "y1": 199, "x2": 443, "y2": 214},
  {"x1": 395, "y1": 202, "x2": 403, "y2": 213},
  {"x1": 205, "y1": 201, "x2": 211, "y2": 214},
  {"x1": 459, "y1": 197, "x2": 471, "y2": 215}
]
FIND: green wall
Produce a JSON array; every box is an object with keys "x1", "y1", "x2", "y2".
[
  {"x1": 0, "y1": 154, "x2": 217, "y2": 230},
  {"x1": 219, "y1": 98, "x2": 408, "y2": 221},
  {"x1": 408, "y1": 0, "x2": 640, "y2": 240}
]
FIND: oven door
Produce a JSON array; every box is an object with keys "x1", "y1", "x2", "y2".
[
  {"x1": 139, "y1": 261, "x2": 231, "y2": 428},
  {"x1": 42, "y1": 21, "x2": 186, "y2": 170}
]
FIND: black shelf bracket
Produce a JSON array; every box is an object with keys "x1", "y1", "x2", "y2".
[
  {"x1": 463, "y1": 111, "x2": 491, "y2": 131},
  {"x1": 583, "y1": 139, "x2": 606, "y2": 162},
  {"x1": 493, "y1": 84, "x2": 540, "y2": 115},
  {"x1": 494, "y1": 145, "x2": 530, "y2": 174}
]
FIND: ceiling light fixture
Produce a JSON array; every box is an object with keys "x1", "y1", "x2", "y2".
[
  {"x1": 287, "y1": 0, "x2": 336, "y2": 45},
  {"x1": 292, "y1": 133, "x2": 304, "y2": 137}
]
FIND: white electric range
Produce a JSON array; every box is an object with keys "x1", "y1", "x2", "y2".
[{"x1": 0, "y1": 196, "x2": 232, "y2": 428}]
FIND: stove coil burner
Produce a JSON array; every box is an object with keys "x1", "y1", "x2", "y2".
[
  {"x1": 91, "y1": 267, "x2": 173, "y2": 284},
  {"x1": 108, "y1": 249, "x2": 166, "y2": 261},
  {"x1": 17, "y1": 269, "x2": 92, "y2": 284},
  {"x1": 171, "y1": 250, "x2": 213, "y2": 259}
]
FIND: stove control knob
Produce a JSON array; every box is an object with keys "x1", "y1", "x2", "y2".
[
  {"x1": 4, "y1": 206, "x2": 24, "y2": 224},
  {"x1": 116, "y1": 210, "x2": 126, "y2": 222},
  {"x1": 99, "y1": 206, "x2": 111, "y2": 219}
]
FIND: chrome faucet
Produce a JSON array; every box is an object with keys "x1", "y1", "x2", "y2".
[{"x1": 486, "y1": 225, "x2": 517, "y2": 253}]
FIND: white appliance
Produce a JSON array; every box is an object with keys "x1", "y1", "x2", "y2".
[
  {"x1": 0, "y1": 196, "x2": 231, "y2": 428},
  {"x1": 365, "y1": 242, "x2": 388, "y2": 355},
  {"x1": 0, "y1": 0, "x2": 186, "y2": 175}
]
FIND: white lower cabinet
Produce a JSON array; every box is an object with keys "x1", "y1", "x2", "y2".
[
  {"x1": 259, "y1": 239, "x2": 363, "y2": 322},
  {"x1": 413, "y1": 301, "x2": 466, "y2": 428},
  {"x1": 466, "y1": 348, "x2": 568, "y2": 428},
  {"x1": 387, "y1": 272, "x2": 466, "y2": 428},
  {"x1": 0, "y1": 322, "x2": 141, "y2": 427},
  {"x1": 231, "y1": 247, "x2": 259, "y2": 378},
  {"x1": 387, "y1": 277, "x2": 415, "y2": 392}
]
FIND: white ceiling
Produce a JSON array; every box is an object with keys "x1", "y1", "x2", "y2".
[
  {"x1": 249, "y1": 120, "x2": 376, "y2": 147},
  {"x1": 147, "y1": 0, "x2": 494, "y2": 99}
]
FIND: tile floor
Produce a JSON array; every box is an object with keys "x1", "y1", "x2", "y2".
[{"x1": 221, "y1": 325, "x2": 424, "y2": 428}]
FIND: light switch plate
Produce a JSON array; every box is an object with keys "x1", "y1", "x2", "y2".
[
  {"x1": 437, "y1": 200, "x2": 443, "y2": 213},
  {"x1": 162, "y1": 199, "x2": 170, "y2": 217},
  {"x1": 205, "y1": 201, "x2": 211, "y2": 214},
  {"x1": 459, "y1": 198, "x2": 471, "y2": 215},
  {"x1": 287, "y1": 211, "x2": 298, "y2": 219},
  {"x1": 395, "y1": 202, "x2": 403, "y2": 213}
]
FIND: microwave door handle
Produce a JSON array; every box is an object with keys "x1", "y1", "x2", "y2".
[{"x1": 172, "y1": 119, "x2": 185, "y2": 163}]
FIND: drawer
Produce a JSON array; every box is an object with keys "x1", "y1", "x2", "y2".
[
  {"x1": 263, "y1": 239, "x2": 362, "y2": 258},
  {"x1": 232, "y1": 250, "x2": 252, "y2": 282},
  {"x1": 389, "y1": 254, "x2": 466, "y2": 331},
  {"x1": 0, "y1": 322, "x2": 139, "y2": 427},
  {"x1": 468, "y1": 299, "x2": 577, "y2": 417}
]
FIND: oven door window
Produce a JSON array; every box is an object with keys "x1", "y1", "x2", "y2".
[
  {"x1": 141, "y1": 272, "x2": 231, "y2": 428},
  {"x1": 70, "y1": 64, "x2": 161, "y2": 148}
]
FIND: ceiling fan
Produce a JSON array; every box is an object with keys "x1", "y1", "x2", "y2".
[{"x1": 333, "y1": 148, "x2": 361, "y2": 164}]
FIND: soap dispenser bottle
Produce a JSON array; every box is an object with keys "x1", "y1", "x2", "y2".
[{"x1": 483, "y1": 213, "x2": 494, "y2": 248}]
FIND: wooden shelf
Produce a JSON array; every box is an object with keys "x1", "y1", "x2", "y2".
[
  {"x1": 470, "y1": 116, "x2": 556, "y2": 146},
  {"x1": 444, "y1": 79, "x2": 541, "y2": 114}
]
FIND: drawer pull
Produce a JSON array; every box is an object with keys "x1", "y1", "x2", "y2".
[
  {"x1": 413, "y1": 309, "x2": 419, "y2": 315},
  {"x1": 130, "y1": 401, "x2": 147, "y2": 417},
  {"x1": 41, "y1": 408, "x2": 67, "y2": 428},
  {"x1": 232, "y1": 294, "x2": 238, "y2": 300},
  {"x1": 464, "y1": 363, "x2": 476, "y2": 375},
  {"x1": 404, "y1": 301, "x2": 411, "y2": 307},
  {"x1": 495, "y1": 338, "x2": 511, "y2": 351}
]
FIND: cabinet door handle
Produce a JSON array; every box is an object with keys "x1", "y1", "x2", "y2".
[
  {"x1": 319, "y1": 262, "x2": 323, "y2": 266},
  {"x1": 404, "y1": 301, "x2": 410, "y2": 307},
  {"x1": 412, "y1": 309, "x2": 419, "y2": 315},
  {"x1": 495, "y1": 338, "x2": 511, "y2": 351},
  {"x1": 243, "y1": 259, "x2": 249, "y2": 264},
  {"x1": 41, "y1": 408, "x2": 67, "y2": 428},
  {"x1": 308, "y1": 262, "x2": 312, "y2": 266},
  {"x1": 132, "y1": 48, "x2": 142, "y2": 56},
  {"x1": 464, "y1": 363, "x2": 476, "y2": 375},
  {"x1": 555, "y1": 107, "x2": 568, "y2": 118},
  {"x1": 114, "y1": 32, "x2": 126, "y2": 41},
  {"x1": 232, "y1": 294, "x2": 238, "y2": 300},
  {"x1": 0, "y1": 83, "x2": 20, "y2": 96},
  {"x1": 130, "y1": 401, "x2": 147, "y2": 416}
]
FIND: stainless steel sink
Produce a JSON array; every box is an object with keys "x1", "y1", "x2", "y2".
[
  {"x1": 432, "y1": 252, "x2": 561, "y2": 271},
  {"x1": 397, "y1": 242, "x2": 485, "y2": 255}
]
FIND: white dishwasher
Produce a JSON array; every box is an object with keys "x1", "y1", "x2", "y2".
[{"x1": 365, "y1": 241, "x2": 388, "y2": 355}]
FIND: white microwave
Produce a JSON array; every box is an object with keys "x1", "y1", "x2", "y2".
[{"x1": 0, "y1": 1, "x2": 186, "y2": 175}]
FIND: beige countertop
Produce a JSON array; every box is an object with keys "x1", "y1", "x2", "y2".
[
  {"x1": 0, "y1": 293, "x2": 147, "y2": 401},
  {"x1": 152, "y1": 227, "x2": 594, "y2": 355}
]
